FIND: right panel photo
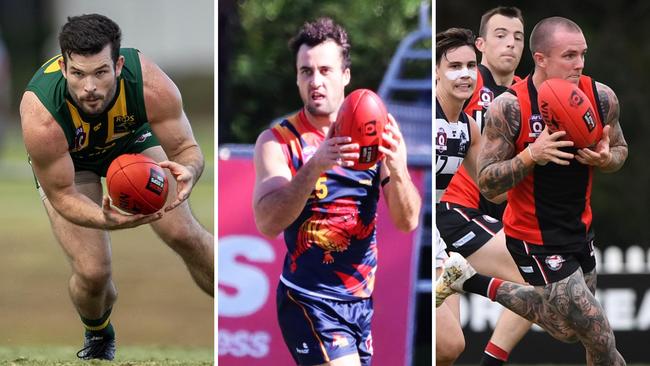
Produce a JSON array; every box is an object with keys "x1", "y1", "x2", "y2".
[{"x1": 436, "y1": 1, "x2": 645, "y2": 365}]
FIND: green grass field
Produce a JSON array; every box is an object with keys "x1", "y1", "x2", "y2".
[{"x1": 0, "y1": 117, "x2": 214, "y2": 363}]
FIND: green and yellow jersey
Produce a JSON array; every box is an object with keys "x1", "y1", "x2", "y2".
[{"x1": 26, "y1": 47, "x2": 159, "y2": 176}]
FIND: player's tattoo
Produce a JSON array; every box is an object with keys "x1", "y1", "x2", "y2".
[
  {"x1": 477, "y1": 94, "x2": 532, "y2": 198},
  {"x1": 596, "y1": 82, "x2": 628, "y2": 172},
  {"x1": 494, "y1": 269, "x2": 625, "y2": 365}
]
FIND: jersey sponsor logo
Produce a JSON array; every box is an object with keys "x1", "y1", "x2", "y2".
[
  {"x1": 365, "y1": 333, "x2": 374, "y2": 355},
  {"x1": 528, "y1": 114, "x2": 544, "y2": 138},
  {"x1": 478, "y1": 87, "x2": 494, "y2": 107},
  {"x1": 452, "y1": 231, "x2": 476, "y2": 248},
  {"x1": 519, "y1": 265, "x2": 534, "y2": 273},
  {"x1": 545, "y1": 255, "x2": 565, "y2": 271},
  {"x1": 135, "y1": 132, "x2": 152, "y2": 143},
  {"x1": 482, "y1": 215, "x2": 499, "y2": 224},
  {"x1": 332, "y1": 334, "x2": 350, "y2": 348},
  {"x1": 583, "y1": 109, "x2": 596, "y2": 131},
  {"x1": 73, "y1": 126, "x2": 87, "y2": 150},
  {"x1": 458, "y1": 130, "x2": 469, "y2": 155},
  {"x1": 436, "y1": 127, "x2": 448, "y2": 153},
  {"x1": 295, "y1": 342, "x2": 309, "y2": 354},
  {"x1": 146, "y1": 168, "x2": 166, "y2": 195}
]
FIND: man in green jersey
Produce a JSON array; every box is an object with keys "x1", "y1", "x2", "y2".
[{"x1": 19, "y1": 14, "x2": 213, "y2": 360}]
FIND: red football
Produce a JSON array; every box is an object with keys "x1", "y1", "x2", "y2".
[
  {"x1": 106, "y1": 153, "x2": 169, "y2": 214},
  {"x1": 334, "y1": 89, "x2": 389, "y2": 170},
  {"x1": 537, "y1": 78, "x2": 603, "y2": 148}
]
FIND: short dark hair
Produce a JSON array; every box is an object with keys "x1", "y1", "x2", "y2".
[
  {"x1": 436, "y1": 28, "x2": 476, "y2": 66},
  {"x1": 289, "y1": 17, "x2": 351, "y2": 70},
  {"x1": 529, "y1": 16, "x2": 582, "y2": 55},
  {"x1": 478, "y1": 6, "x2": 524, "y2": 38},
  {"x1": 59, "y1": 14, "x2": 122, "y2": 66}
]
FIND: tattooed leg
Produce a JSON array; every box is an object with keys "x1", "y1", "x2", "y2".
[{"x1": 493, "y1": 268, "x2": 625, "y2": 365}]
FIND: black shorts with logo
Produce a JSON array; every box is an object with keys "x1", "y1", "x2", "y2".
[
  {"x1": 506, "y1": 236, "x2": 596, "y2": 286},
  {"x1": 436, "y1": 202, "x2": 503, "y2": 257}
]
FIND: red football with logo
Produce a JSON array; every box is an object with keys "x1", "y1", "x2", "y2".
[
  {"x1": 537, "y1": 78, "x2": 602, "y2": 148},
  {"x1": 106, "y1": 153, "x2": 169, "y2": 214},
  {"x1": 334, "y1": 89, "x2": 389, "y2": 170}
]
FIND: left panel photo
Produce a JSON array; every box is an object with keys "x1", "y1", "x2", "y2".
[{"x1": 0, "y1": 0, "x2": 213, "y2": 364}]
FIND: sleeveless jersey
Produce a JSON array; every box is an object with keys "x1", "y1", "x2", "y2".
[
  {"x1": 435, "y1": 98, "x2": 472, "y2": 203},
  {"x1": 26, "y1": 48, "x2": 149, "y2": 175},
  {"x1": 441, "y1": 65, "x2": 519, "y2": 218},
  {"x1": 274, "y1": 109, "x2": 381, "y2": 301},
  {"x1": 504, "y1": 75, "x2": 604, "y2": 246}
]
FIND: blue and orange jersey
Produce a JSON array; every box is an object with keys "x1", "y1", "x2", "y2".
[{"x1": 272, "y1": 109, "x2": 381, "y2": 301}]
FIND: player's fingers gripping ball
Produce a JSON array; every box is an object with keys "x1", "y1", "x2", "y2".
[
  {"x1": 538, "y1": 78, "x2": 603, "y2": 148},
  {"x1": 334, "y1": 89, "x2": 390, "y2": 170},
  {"x1": 106, "y1": 153, "x2": 169, "y2": 214}
]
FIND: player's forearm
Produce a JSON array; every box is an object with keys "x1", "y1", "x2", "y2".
[
  {"x1": 254, "y1": 159, "x2": 324, "y2": 238},
  {"x1": 171, "y1": 144, "x2": 205, "y2": 185},
  {"x1": 47, "y1": 190, "x2": 107, "y2": 229},
  {"x1": 599, "y1": 145, "x2": 627, "y2": 173},
  {"x1": 479, "y1": 149, "x2": 534, "y2": 200},
  {"x1": 384, "y1": 171, "x2": 421, "y2": 232}
]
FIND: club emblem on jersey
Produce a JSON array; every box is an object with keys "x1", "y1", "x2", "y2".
[
  {"x1": 291, "y1": 201, "x2": 375, "y2": 272},
  {"x1": 528, "y1": 114, "x2": 544, "y2": 138},
  {"x1": 545, "y1": 255, "x2": 565, "y2": 271},
  {"x1": 436, "y1": 127, "x2": 448, "y2": 153},
  {"x1": 478, "y1": 87, "x2": 494, "y2": 107},
  {"x1": 303, "y1": 145, "x2": 317, "y2": 162},
  {"x1": 332, "y1": 334, "x2": 350, "y2": 348}
]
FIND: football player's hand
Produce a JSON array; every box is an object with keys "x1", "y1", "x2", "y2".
[
  {"x1": 576, "y1": 125, "x2": 612, "y2": 168},
  {"x1": 527, "y1": 127, "x2": 575, "y2": 166},
  {"x1": 379, "y1": 114, "x2": 408, "y2": 175},
  {"x1": 311, "y1": 134, "x2": 359, "y2": 171},
  {"x1": 101, "y1": 196, "x2": 163, "y2": 229},
  {"x1": 159, "y1": 160, "x2": 194, "y2": 211}
]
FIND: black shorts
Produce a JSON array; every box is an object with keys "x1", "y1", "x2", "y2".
[
  {"x1": 506, "y1": 237, "x2": 596, "y2": 286},
  {"x1": 276, "y1": 282, "x2": 373, "y2": 366},
  {"x1": 436, "y1": 202, "x2": 503, "y2": 257}
]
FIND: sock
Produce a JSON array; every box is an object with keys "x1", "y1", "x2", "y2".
[
  {"x1": 81, "y1": 308, "x2": 115, "y2": 339},
  {"x1": 462, "y1": 274, "x2": 504, "y2": 301},
  {"x1": 480, "y1": 341, "x2": 509, "y2": 365}
]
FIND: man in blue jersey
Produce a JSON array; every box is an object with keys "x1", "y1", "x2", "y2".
[
  {"x1": 253, "y1": 17, "x2": 421, "y2": 366},
  {"x1": 20, "y1": 14, "x2": 213, "y2": 360}
]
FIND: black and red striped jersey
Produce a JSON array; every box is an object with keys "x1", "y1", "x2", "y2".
[{"x1": 503, "y1": 75, "x2": 605, "y2": 246}]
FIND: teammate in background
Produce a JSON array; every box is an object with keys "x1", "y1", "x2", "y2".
[
  {"x1": 252, "y1": 17, "x2": 421, "y2": 366},
  {"x1": 20, "y1": 14, "x2": 214, "y2": 360},
  {"x1": 438, "y1": 16, "x2": 628, "y2": 366},
  {"x1": 437, "y1": 7, "x2": 531, "y2": 365},
  {"x1": 434, "y1": 27, "x2": 482, "y2": 366}
]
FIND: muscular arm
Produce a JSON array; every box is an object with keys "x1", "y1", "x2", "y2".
[
  {"x1": 20, "y1": 92, "x2": 160, "y2": 229},
  {"x1": 595, "y1": 82, "x2": 627, "y2": 172},
  {"x1": 253, "y1": 129, "x2": 358, "y2": 238},
  {"x1": 477, "y1": 94, "x2": 534, "y2": 200},
  {"x1": 379, "y1": 117, "x2": 421, "y2": 232},
  {"x1": 141, "y1": 53, "x2": 204, "y2": 207}
]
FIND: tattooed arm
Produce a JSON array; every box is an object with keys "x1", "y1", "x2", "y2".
[
  {"x1": 478, "y1": 93, "x2": 574, "y2": 200},
  {"x1": 575, "y1": 82, "x2": 628, "y2": 172}
]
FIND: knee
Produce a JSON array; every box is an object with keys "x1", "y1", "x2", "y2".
[
  {"x1": 74, "y1": 262, "x2": 112, "y2": 293},
  {"x1": 436, "y1": 336, "x2": 465, "y2": 364}
]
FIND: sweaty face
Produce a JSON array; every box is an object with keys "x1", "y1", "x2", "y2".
[
  {"x1": 60, "y1": 44, "x2": 123, "y2": 116},
  {"x1": 296, "y1": 40, "x2": 350, "y2": 120},
  {"x1": 478, "y1": 14, "x2": 524, "y2": 76},
  {"x1": 540, "y1": 30, "x2": 587, "y2": 84},
  {"x1": 436, "y1": 45, "x2": 478, "y2": 103}
]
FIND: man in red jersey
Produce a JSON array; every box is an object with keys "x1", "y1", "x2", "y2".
[
  {"x1": 438, "y1": 16, "x2": 628, "y2": 366},
  {"x1": 437, "y1": 7, "x2": 531, "y2": 366}
]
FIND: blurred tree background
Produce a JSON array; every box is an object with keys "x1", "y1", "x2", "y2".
[
  {"x1": 219, "y1": 0, "x2": 423, "y2": 144},
  {"x1": 438, "y1": 0, "x2": 650, "y2": 248}
]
